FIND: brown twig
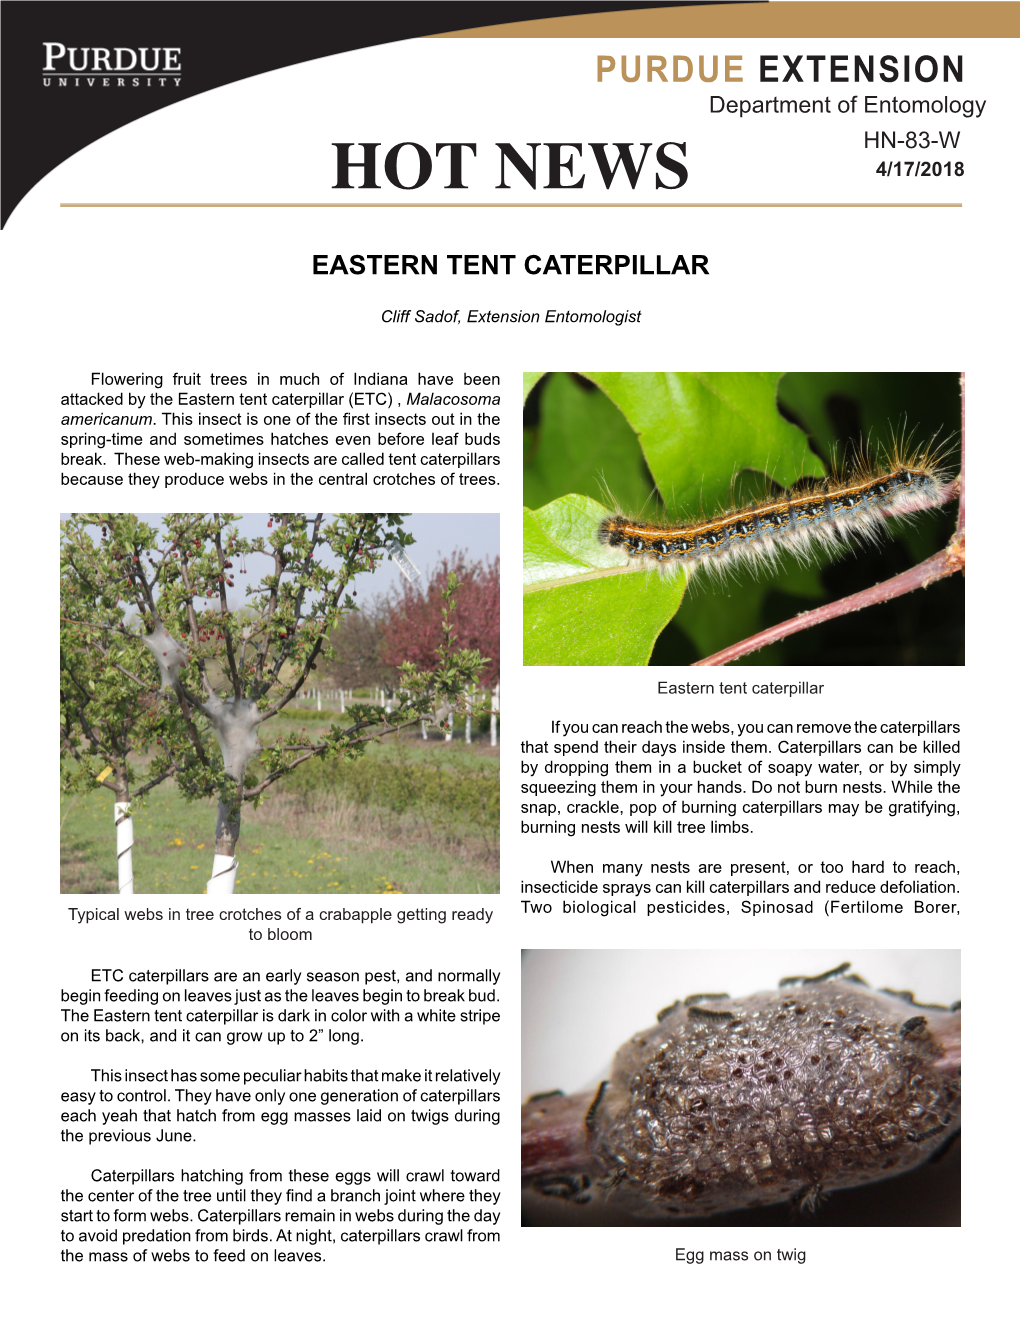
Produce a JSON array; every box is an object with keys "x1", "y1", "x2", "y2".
[
  {"x1": 60, "y1": 615, "x2": 128, "y2": 633},
  {"x1": 213, "y1": 518, "x2": 243, "y2": 700},
  {"x1": 241, "y1": 715, "x2": 424, "y2": 799}
]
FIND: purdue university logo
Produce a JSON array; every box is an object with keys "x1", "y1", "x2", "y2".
[{"x1": 42, "y1": 43, "x2": 183, "y2": 87}]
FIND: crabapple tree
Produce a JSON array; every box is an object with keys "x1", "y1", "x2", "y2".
[{"x1": 61, "y1": 513, "x2": 487, "y2": 894}]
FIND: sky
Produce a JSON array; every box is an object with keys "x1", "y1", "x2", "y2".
[{"x1": 62, "y1": 511, "x2": 500, "y2": 610}]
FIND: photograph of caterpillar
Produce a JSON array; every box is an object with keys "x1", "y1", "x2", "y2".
[
  {"x1": 522, "y1": 950, "x2": 960, "y2": 1225},
  {"x1": 522, "y1": 373, "x2": 964, "y2": 666}
]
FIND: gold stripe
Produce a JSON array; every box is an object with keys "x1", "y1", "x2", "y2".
[
  {"x1": 428, "y1": 2, "x2": 1020, "y2": 40},
  {"x1": 609, "y1": 469, "x2": 923, "y2": 540}
]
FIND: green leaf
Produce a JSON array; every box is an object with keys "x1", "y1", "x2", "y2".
[
  {"x1": 523, "y1": 495, "x2": 685, "y2": 665},
  {"x1": 583, "y1": 371, "x2": 824, "y2": 515},
  {"x1": 523, "y1": 372, "x2": 545, "y2": 405},
  {"x1": 523, "y1": 372, "x2": 654, "y2": 514}
]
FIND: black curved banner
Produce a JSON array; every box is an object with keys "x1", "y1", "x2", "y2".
[{"x1": 1, "y1": 1, "x2": 753, "y2": 226}]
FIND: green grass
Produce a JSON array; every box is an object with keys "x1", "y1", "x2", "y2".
[{"x1": 61, "y1": 716, "x2": 499, "y2": 896}]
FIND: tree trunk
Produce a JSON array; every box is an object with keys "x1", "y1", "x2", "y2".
[
  {"x1": 203, "y1": 696, "x2": 261, "y2": 895},
  {"x1": 208, "y1": 783, "x2": 241, "y2": 895},
  {"x1": 115, "y1": 778, "x2": 134, "y2": 896}
]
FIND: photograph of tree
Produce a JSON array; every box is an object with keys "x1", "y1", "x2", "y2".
[{"x1": 61, "y1": 512, "x2": 500, "y2": 896}]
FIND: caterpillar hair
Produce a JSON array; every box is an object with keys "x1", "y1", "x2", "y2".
[{"x1": 597, "y1": 441, "x2": 954, "y2": 584}]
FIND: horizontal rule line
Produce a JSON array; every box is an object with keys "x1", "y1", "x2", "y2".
[{"x1": 60, "y1": 202, "x2": 963, "y2": 209}]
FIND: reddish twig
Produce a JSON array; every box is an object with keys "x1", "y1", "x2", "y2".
[{"x1": 692, "y1": 539, "x2": 964, "y2": 666}]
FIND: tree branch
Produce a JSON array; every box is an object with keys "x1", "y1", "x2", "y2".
[
  {"x1": 259, "y1": 519, "x2": 374, "y2": 718},
  {"x1": 61, "y1": 615, "x2": 130, "y2": 635},
  {"x1": 289, "y1": 513, "x2": 324, "y2": 632},
  {"x1": 253, "y1": 524, "x2": 286, "y2": 690},
  {"x1": 213, "y1": 518, "x2": 243, "y2": 699},
  {"x1": 107, "y1": 659, "x2": 158, "y2": 690},
  {"x1": 260, "y1": 588, "x2": 341, "y2": 721},
  {"x1": 173, "y1": 552, "x2": 218, "y2": 699},
  {"x1": 693, "y1": 537, "x2": 965, "y2": 667},
  {"x1": 241, "y1": 715, "x2": 424, "y2": 799},
  {"x1": 135, "y1": 766, "x2": 175, "y2": 797},
  {"x1": 170, "y1": 682, "x2": 212, "y2": 767},
  {"x1": 130, "y1": 545, "x2": 160, "y2": 621}
]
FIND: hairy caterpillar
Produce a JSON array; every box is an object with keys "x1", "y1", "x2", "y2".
[{"x1": 596, "y1": 444, "x2": 953, "y2": 583}]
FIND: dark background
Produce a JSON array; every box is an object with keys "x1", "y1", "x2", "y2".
[{"x1": 1, "y1": 0, "x2": 725, "y2": 225}]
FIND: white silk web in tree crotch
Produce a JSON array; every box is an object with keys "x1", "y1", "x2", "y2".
[{"x1": 140, "y1": 621, "x2": 189, "y2": 689}]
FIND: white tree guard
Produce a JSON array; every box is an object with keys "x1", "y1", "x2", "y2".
[
  {"x1": 207, "y1": 851, "x2": 238, "y2": 895},
  {"x1": 200, "y1": 695, "x2": 263, "y2": 893},
  {"x1": 115, "y1": 800, "x2": 134, "y2": 896}
]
